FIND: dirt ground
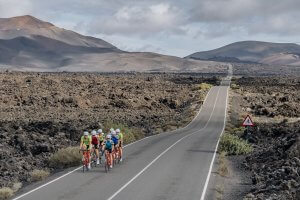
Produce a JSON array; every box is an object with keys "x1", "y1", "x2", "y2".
[{"x1": 0, "y1": 72, "x2": 219, "y2": 188}]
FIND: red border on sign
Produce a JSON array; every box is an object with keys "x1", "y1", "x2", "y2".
[{"x1": 242, "y1": 115, "x2": 254, "y2": 126}]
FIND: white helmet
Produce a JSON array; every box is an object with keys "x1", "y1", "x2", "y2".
[
  {"x1": 91, "y1": 130, "x2": 97, "y2": 136},
  {"x1": 111, "y1": 131, "x2": 116, "y2": 135},
  {"x1": 84, "y1": 131, "x2": 89, "y2": 136},
  {"x1": 97, "y1": 129, "x2": 102, "y2": 133},
  {"x1": 116, "y1": 129, "x2": 120, "y2": 133},
  {"x1": 101, "y1": 132, "x2": 105, "y2": 135},
  {"x1": 106, "y1": 134, "x2": 111, "y2": 139}
]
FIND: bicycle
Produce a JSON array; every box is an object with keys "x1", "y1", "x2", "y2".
[
  {"x1": 99, "y1": 146, "x2": 104, "y2": 164},
  {"x1": 80, "y1": 149, "x2": 90, "y2": 173},
  {"x1": 113, "y1": 146, "x2": 120, "y2": 165},
  {"x1": 90, "y1": 147, "x2": 98, "y2": 168},
  {"x1": 104, "y1": 150, "x2": 113, "y2": 173}
]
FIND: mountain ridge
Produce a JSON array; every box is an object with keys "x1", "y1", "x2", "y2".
[
  {"x1": 187, "y1": 41, "x2": 300, "y2": 66},
  {"x1": 0, "y1": 15, "x2": 226, "y2": 73}
]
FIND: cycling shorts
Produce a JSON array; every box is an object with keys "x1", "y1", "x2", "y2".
[
  {"x1": 105, "y1": 148, "x2": 112, "y2": 153},
  {"x1": 83, "y1": 145, "x2": 90, "y2": 151},
  {"x1": 93, "y1": 144, "x2": 99, "y2": 149}
]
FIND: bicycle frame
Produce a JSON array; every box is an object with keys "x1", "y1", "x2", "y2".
[
  {"x1": 81, "y1": 149, "x2": 90, "y2": 172},
  {"x1": 105, "y1": 150, "x2": 112, "y2": 172}
]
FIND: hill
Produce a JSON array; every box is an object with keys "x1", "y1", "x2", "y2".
[
  {"x1": 187, "y1": 41, "x2": 300, "y2": 66},
  {"x1": 0, "y1": 15, "x2": 225, "y2": 73}
]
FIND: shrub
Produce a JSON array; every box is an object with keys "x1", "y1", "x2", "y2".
[
  {"x1": 49, "y1": 147, "x2": 81, "y2": 169},
  {"x1": 31, "y1": 169, "x2": 50, "y2": 181},
  {"x1": 219, "y1": 133, "x2": 252, "y2": 155},
  {"x1": 199, "y1": 83, "x2": 213, "y2": 90},
  {"x1": 12, "y1": 182, "x2": 22, "y2": 192},
  {"x1": 0, "y1": 187, "x2": 13, "y2": 200},
  {"x1": 231, "y1": 83, "x2": 239, "y2": 89},
  {"x1": 231, "y1": 127, "x2": 246, "y2": 137}
]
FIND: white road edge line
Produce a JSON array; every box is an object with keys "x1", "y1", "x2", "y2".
[
  {"x1": 106, "y1": 87, "x2": 221, "y2": 200},
  {"x1": 12, "y1": 140, "x2": 141, "y2": 200},
  {"x1": 12, "y1": 87, "x2": 215, "y2": 200},
  {"x1": 200, "y1": 77, "x2": 231, "y2": 200}
]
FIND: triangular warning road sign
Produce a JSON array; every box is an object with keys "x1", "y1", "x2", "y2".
[{"x1": 242, "y1": 115, "x2": 254, "y2": 126}]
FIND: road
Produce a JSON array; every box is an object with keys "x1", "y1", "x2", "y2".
[{"x1": 13, "y1": 68, "x2": 232, "y2": 200}]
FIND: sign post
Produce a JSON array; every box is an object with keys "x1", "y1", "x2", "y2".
[{"x1": 242, "y1": 115, "x2": 254, "y2": 136}]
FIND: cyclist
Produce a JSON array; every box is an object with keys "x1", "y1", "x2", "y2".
[
  {"x1": 116, "y1": 128, "x2": 123, "y2": 162},
  {"x1": 111, "y1": 131, "x2": 119, "y2": 149},
  {"x1": 110, "y1": 128, "x2": 115, "y2": 134},
  {"x1": 91, "y1": 130, "x2": 100, "y2": 165},
  {"x1": 80, "y1": 131, "x2": 92, "y2": 169},
  {"x1": 97, "y1": 129, "x2": 105, "y2": 161},
  {"x1": 102, "y1": 134, "x2": 114, "y2": 168},
  {"x1": 97, "y1": 129, "x2": 105, "y2": 148},
  {"x1": 111, "y1": 131, "x2": 119, "y2": 161}
]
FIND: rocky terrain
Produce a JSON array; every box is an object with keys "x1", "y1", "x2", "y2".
[
  {"x1": 232, "y1": 63, "x2": 300, "y2": 76},
  {"x1": 0, "y1": 72, "x2": 219, "y2": 188},
  {"x1": 227, "y1": 77, "x2": 300, "y2": 199}
]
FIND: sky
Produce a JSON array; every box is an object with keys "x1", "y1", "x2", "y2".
[{"x1": 0, "y1": 0, "x2": 300, "y2": 57}]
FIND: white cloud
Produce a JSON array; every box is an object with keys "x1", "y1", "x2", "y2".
[
  {"x1": 0, "y1": 0, "x2": 33, "y2": 17},
  {"x1": 1, "y1": 0, "x2": 300, "y2": 56},
  {"x1": 88, "y1": 3, "x2": 186, "y2": 36}
]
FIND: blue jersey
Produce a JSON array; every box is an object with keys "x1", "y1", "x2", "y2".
[
  {"x1": 112, "y1": 136, "x2": 119, "y2": 145},
  {"x1": 105, "y1": 140, "x2": 113, "y2": 149}
]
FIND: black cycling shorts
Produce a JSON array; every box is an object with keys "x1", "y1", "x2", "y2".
[
  {"x1": 92, "y1": 144, "x2": 99, "y2": 149},
  {"x1": 105, "y1": 148, "x2": 112, "y2": 153}
]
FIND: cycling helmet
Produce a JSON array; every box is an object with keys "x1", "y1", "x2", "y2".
[
  {"x1": 116, "y1": 129, "x2": 120, "y2": 133},
  {"x1": 97, "y1": 129, "x2": 103, "y2": 133},
  {"x1": 91, "y1": 130, "x2": 97, "y2": 136},
  {"x1": 111, "y1": 131, "x2": 116, "y2": 135},
  {"x1": 106, "y1": 134, "x2": 112, "y2": 139},
  {"x1": 84, "y1": 131, "x2": 89, "y2": 136},
  {"x1": 101, "y1": 132, "x2": 105, "y2": 135}
]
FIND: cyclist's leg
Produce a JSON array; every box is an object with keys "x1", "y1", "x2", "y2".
[
  {"x1": 87, "y1": 145, "x2": 91, "y2": 169},
  {"x1": 119, "y1": 142, "x2": 123, "y2": 161},
  {"x1": 95, "y1": 144, "x2": 100, "y2": 164},
  {"x1": 109, "y1": 149, "x2": 113, "y2": 168}
]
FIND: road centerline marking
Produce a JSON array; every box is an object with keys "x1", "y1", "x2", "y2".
[
  {"x1": 12, "y1": 86, "x2": 217, "y2": 200},
  {"x1": 106, "y1": 87, "x2": 221, "y2": 200}
]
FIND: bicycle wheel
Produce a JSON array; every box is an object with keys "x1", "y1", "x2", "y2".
[
  {"x1": 104, "y1": 162, "x2": 107, "y2": 173},
  {"x1": 82, "y1": 154, "x2": 86, "y2": 173},
  {"x1": 91, "y1": 153, "x2": 96, "y2": 168}
]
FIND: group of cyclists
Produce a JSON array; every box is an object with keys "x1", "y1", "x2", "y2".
[{"x1": 79, "y1": 128, "x2": 124, "y2": 170}]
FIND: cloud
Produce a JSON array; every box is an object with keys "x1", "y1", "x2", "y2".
[
  {"x1": 1, "y1": 0, "x2": 300, "y2": 56},
  {"x1": 188, "y1": 0, "x2": 300, "y2": 37},
  {"x1": 88, "y1": 3, "x2": 187, "y2": 36},
  {"x1": 0, "y1": 0, "x2": 33, "y2": 17}
]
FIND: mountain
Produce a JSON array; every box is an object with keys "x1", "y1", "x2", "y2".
[
  {"x1": 187, "y1": 41, "x2": 300, "y2": 66},
  {"x1": 0, "y1": 15, "x2": 225, "y2": 72},
  {"x1": 0, "y1": 15, "x2": 116, "y2": 49}
]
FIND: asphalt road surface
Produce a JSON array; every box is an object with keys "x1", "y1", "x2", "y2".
[{"x1": 13, "y1": 70, "x2": 231, "y2": 200}]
